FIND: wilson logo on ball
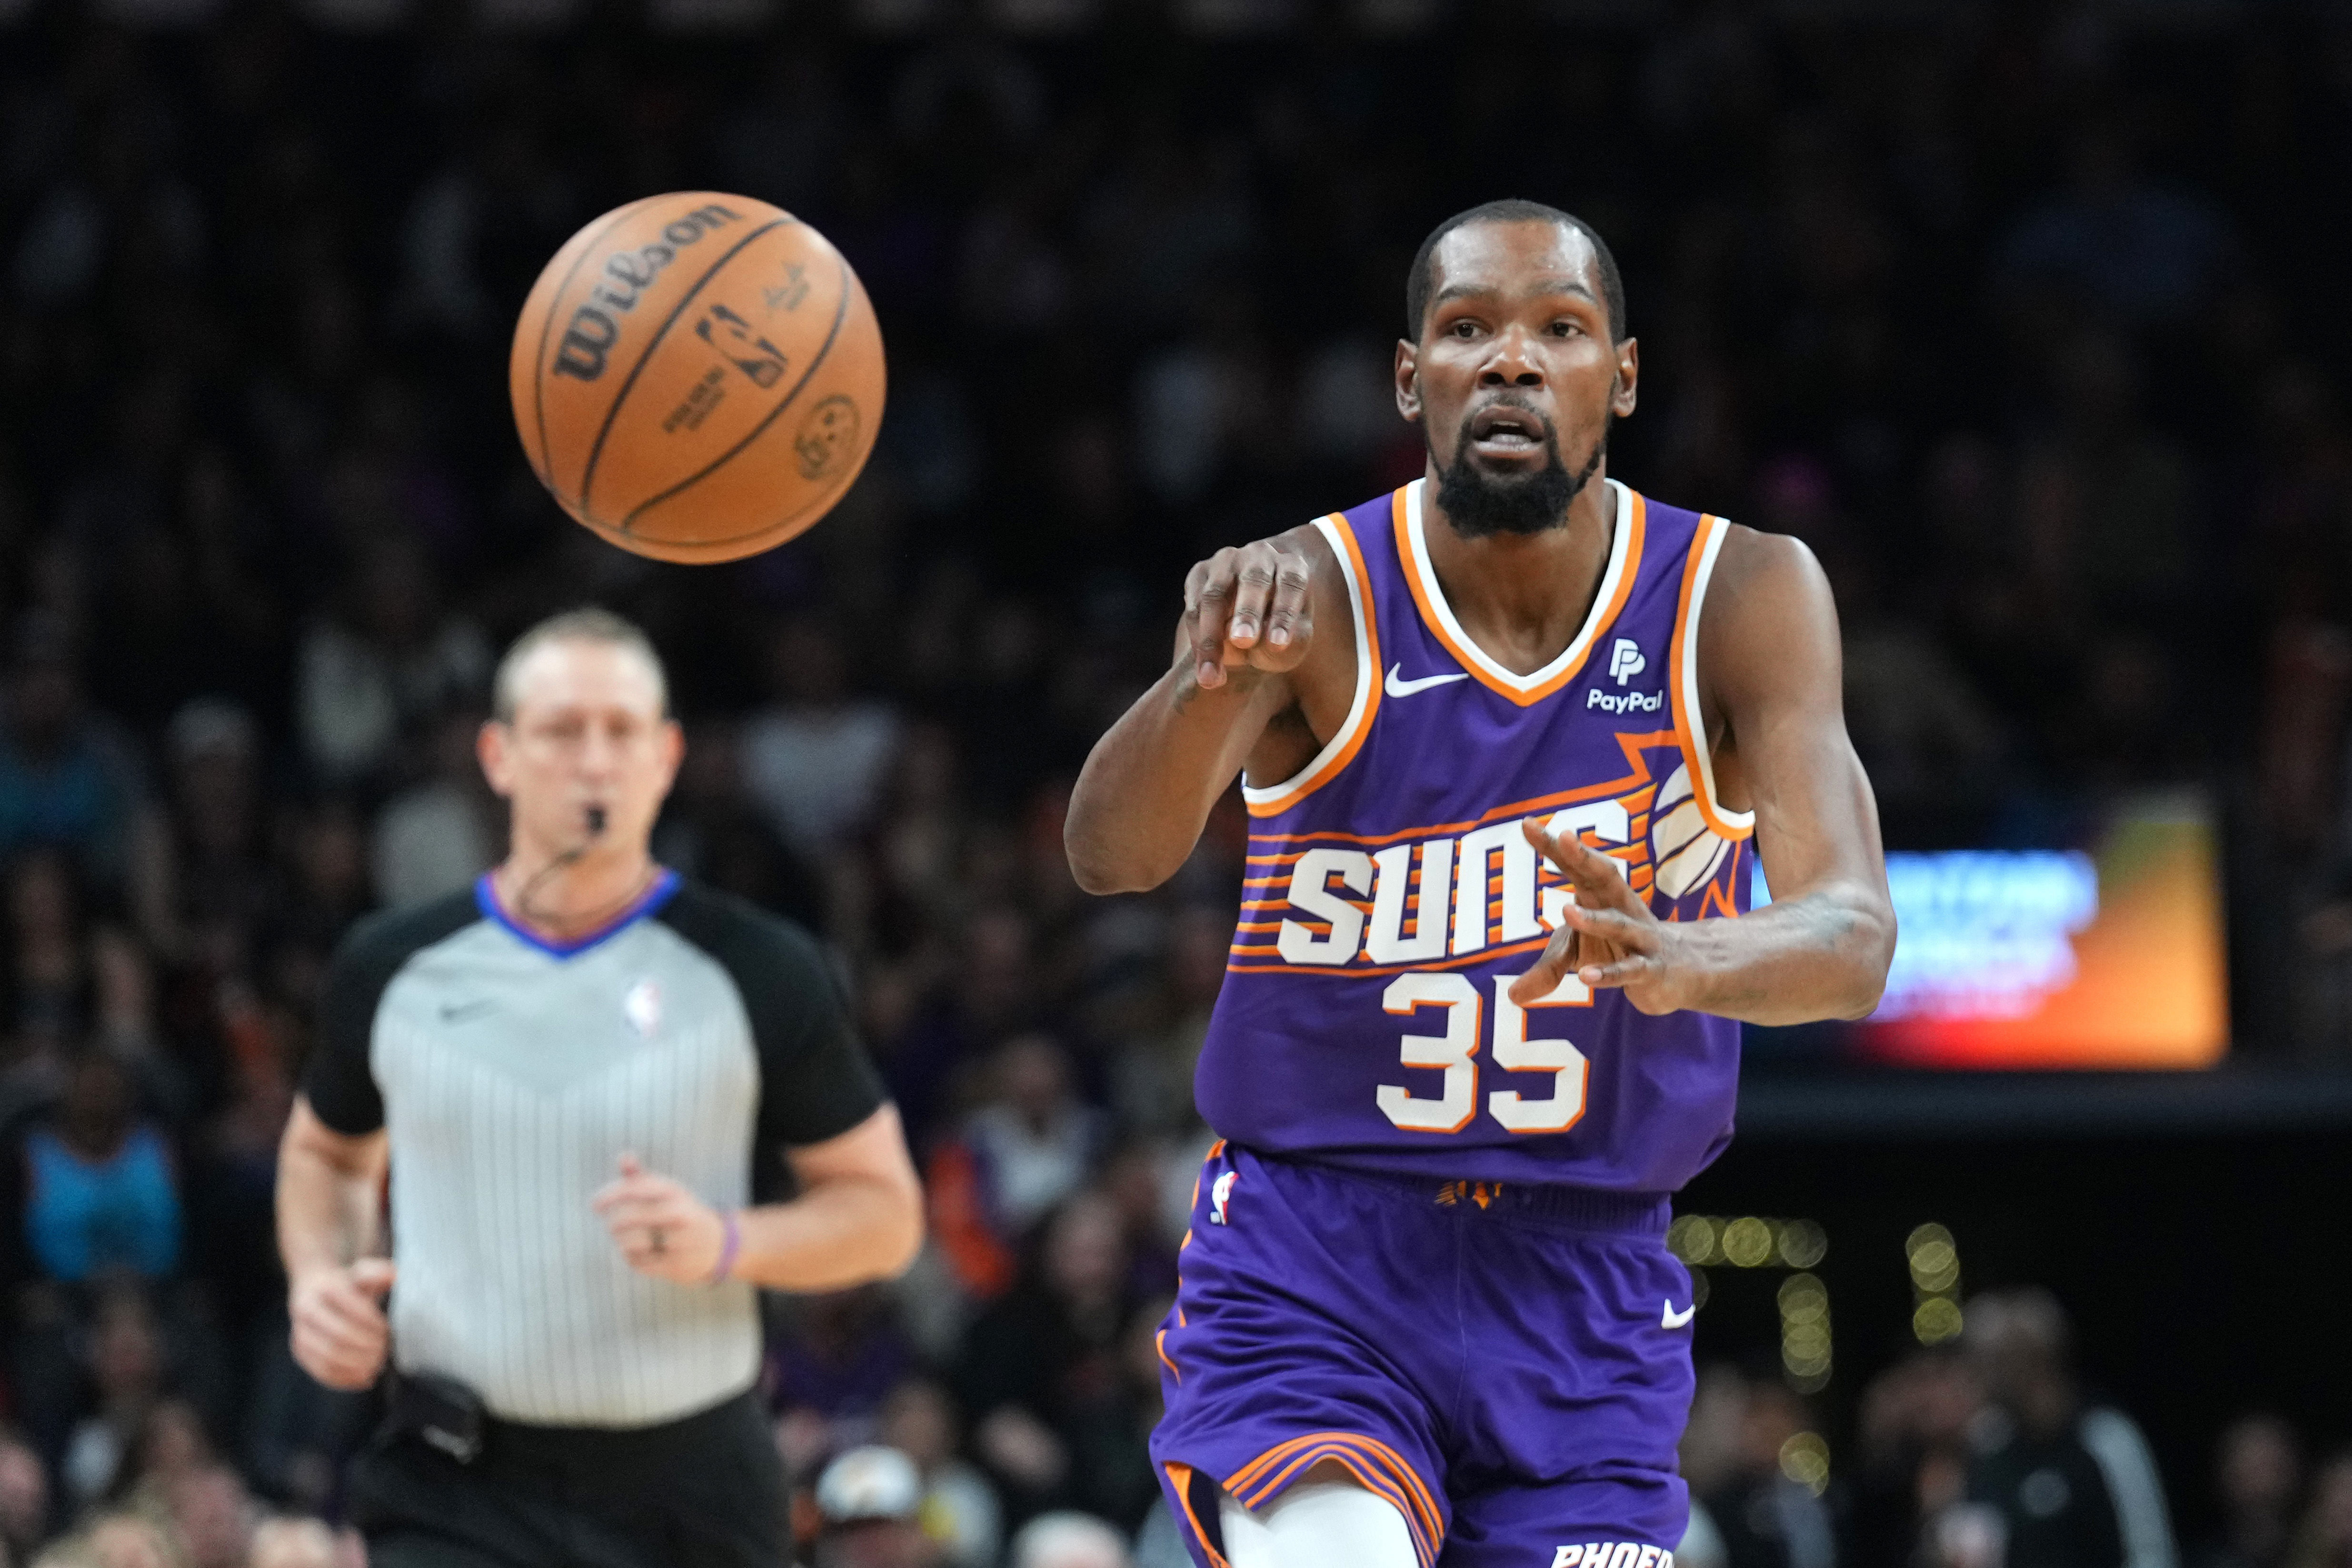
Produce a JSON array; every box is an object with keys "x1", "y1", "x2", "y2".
[{"x1": 551, "y1": 203, "x2": 745, "y2": 383}]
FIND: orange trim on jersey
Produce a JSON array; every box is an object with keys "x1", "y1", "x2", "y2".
[
  {"x1": 1246, "y1": 728, "x2": 1680, "y2": 849},
  {"x1": 1244, "y1": 514, "x2": 1383, "y2": 819},
  {"x1": 1667, "y1": 512, "x2": 1756, "y2": 842},
  {"x1": 1156, "y1": 1329, "x2": 1180, "y2": 1384},
  {"x1": 1226, "y1": 933, "x2": 1552, "y2": 976},
  {"x1": 1163, "y1": 1464, "x2": 1229, "y2": 1568},
  {"x1": 1396, "y1": 486, "x2": 1648, "y2": 707},
  {"x1": 1226, "y1": 1432, "x2": 1443, "y2": 1567}
]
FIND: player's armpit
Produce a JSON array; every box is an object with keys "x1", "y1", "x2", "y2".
[{"x1": 1674, "y1": 528, "x2": 1896, "y2": 1024}]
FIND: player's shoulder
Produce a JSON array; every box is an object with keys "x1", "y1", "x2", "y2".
[
  {"x1": 328, "y1": 886, "x2": 484, "y2": 982},
  {"x1": 1694, "y1": 519, "x2": 1835, "y2": 620}
]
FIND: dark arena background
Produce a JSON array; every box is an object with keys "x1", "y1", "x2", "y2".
[{"x1": 3, "y1": 2, "x2": 2352, "y2": 1566}]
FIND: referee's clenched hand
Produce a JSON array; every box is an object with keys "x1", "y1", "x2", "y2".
[
  {"x1": 290, "y1": 1258, "x2": 397, "y2": 1390},
  {"x1": 593, "y1": 1153, "x2": 730, "y2": 1285}
]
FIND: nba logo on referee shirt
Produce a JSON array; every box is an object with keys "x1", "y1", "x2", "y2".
[
  {"x1": 1608, "y1": 639, "x2": 1646, "y2": 685},
  {"x1": 1209, "y1": 1171, "x2": 1237, "y2": 1225},
  {"x1": 623, "y1": 979, "x2": 661, "y2": 1038}
]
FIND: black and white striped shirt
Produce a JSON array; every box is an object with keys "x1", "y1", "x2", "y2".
[{"x1": 304, "y1": 872, "x2": 885, "y2": 1427}]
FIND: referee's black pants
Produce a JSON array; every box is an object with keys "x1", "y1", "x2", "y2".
[{"x1": 350, "y1": 1389, "x2": 784, "y2": 1568}]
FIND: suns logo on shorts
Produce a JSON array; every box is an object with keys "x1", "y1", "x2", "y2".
[
  {"x1": 1551, "y1": 1546, "x2": 1674, "y2": 1568},
  {"x1": 1232, "y1": 732, "x2": 1741, "y2": 974},
  {"x1": 1209, "y1": 1170, "x2": 1239, "y2": 1225}
]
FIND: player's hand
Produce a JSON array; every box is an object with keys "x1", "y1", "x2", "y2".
[
  {"x1": 1182, "y1": 538, "x2": 1315, "y2": 691},
  {"x1": 1512, "y1": 817, "x2": 1691, "y2": 1014},
  {"x1": 593, "y1": 1153, "x2": 728, "y2": 1285},
  {"x1": 289, "y1": 1258, "x2": 396, "y2": 1390}
]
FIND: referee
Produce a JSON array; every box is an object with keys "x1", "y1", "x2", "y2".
[{"x1": 275, "y1": 608, "x2": 923, "y2": 1568}]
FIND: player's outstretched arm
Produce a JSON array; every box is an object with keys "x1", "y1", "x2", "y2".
[
  {"x1": 1512, "y1": 530, "x2": 1895, "y2": 1024},
  {"x1": 1066, "y1": 528, "x2": 1351, "y2": 894}
]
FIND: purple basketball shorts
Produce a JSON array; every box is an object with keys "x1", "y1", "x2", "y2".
[{"x1": 1150, "y1": 1143, "x2": 1696, "y2": 1568}]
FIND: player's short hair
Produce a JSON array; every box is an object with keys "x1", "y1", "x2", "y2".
[
  {"x1": 492, "y1": 606, "x2": 669, "y2": 722},
  {"x1": 1406, "y1": 198, "x2": 1627, "y2": 343}
]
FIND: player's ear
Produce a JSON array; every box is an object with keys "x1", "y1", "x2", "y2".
[
  {"x1": 1395, "y1": 339, "x2": 1422, "y2": 423},
  {"x1": 656, "y1": 718, "x2": 685, "y2": 795},
  {"x1": 477, "y1": 719, "x2": 516, "y2": 799},
  {"x1": 1612, "y1": 335, "x2": 1639, "y2": 419}
]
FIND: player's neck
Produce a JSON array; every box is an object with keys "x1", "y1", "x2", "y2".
[
  {"x1": 1420, "y1": 469, "x2": 1617, "y2": 676},
  {"x1": 495, "y1": 841, "x2": 663, "y2": 941}
]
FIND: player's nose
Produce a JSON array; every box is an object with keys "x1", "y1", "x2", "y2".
[{"x1": 1478, "y1": 329, "x2": 1546, "y2": 387}]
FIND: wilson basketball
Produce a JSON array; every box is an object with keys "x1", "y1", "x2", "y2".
[{"x1": 509, "y1": 192, "x2": 885, "y2": 564}]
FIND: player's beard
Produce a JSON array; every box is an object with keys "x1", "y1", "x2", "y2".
[{"x1": 1432, "y1": 402, "x2": 1610, "y2": 539}]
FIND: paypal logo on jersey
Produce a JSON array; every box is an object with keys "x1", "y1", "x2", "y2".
[
  {"x1": 1587, "y1": 688, "x2": 1663, "y2": 714},
  {"x1": 1608, "y1": 638, "x2": 1646, "y2": 685}
]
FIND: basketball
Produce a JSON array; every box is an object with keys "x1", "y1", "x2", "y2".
[{"x1": 508, "y1": 192, "x2": 885, "y2": 564}]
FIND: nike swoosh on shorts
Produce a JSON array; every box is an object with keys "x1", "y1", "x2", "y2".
[{"x1": 1663, "y1": 1300, "x2": 1697, "y2": 1328}]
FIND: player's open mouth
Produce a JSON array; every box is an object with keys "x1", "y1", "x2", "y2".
[{"x1": 1465, "y1": 405, "x2": 1549, "y2": 456}]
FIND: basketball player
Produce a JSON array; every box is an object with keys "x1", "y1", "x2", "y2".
[{"x1": 1066, "y1": 200, "x2": 1897, "y2": 1568}]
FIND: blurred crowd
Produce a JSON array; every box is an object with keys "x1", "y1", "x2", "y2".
[
  {"x1": 6, "y1": 0, "x2": 2352, "y2": 1564},
  {"x1": 1677, "y1": 1286, "x2": 2352, "y2": 1568}
]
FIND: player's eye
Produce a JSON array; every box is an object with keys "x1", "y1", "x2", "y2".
[
  {"x1": 1450, "y1": 319, "x2": 1480, "y2": 339},
  {"x1": 1551, "y1": 320, "x2": 1583, "y2": 337}
]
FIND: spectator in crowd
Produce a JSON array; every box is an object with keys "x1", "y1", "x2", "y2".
[
  {"x1": 1961, "y1": 1288, "x2": 2176, "y2": 1568},
  {"x1": 7, "y1": 1049, "x2": 180, "y2": 1290},
  {"x1": 2191, "y1": 1416, "x2": 2303, "y2": 1568},
  {"x1": 0, "y1": 1429, "x2": 50, "y2": 1562},
  {"x1": 1007, "y1": 1512, "x2": 1129, "y2": 1568},
  {"x1": 952, "y1": 1193, "x2": 1136, "y2": 1520},
  {"x1": 1846, "y1": 1348, "x2": 1986, "y2": 1567},
  {"x1": 877, "y1": 1378, "x2": 1003, "y2": 1568},
  {"x1": 740, "y1": 617, "x2": 901, "y2": 855},
  {"x1": 2285, "y1": 1451, "x2": 2352, "y2": 1568},
  {"x1": 814, "y1": 1445, "x2": 940, "y2": 1568},
  {"x1": 0, "y1": 618, "x2": 146, "y2": 892},
  {"x1": 1679, "y1": 1362, "x2": 1835, "y2": 1568},
  {"x1": 926, "y1": 1035, "x2": 1107, "y2": 1302},
  {"x1": 291, "y1": 536, "x2": 488, "y2": 790},
  {"x1": 365, "y1": 707, "x2": 498, "y2": 907}
]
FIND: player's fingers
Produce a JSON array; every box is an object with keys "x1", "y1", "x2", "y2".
[
  {"x1": 1577, "y1": 954, "x2": 1654, "y2": 992},
  {"x1": 1507, "y1": 929, "x2": 1581, "y2": 1005},
  {"x1": 1263, "y1": 550, "x2": 1314, "y2": 656},
  {"x1": 1559, "y1": 899, "x2": 1660, "y2": 952},
  {"x1": 1226, "y1": 545, "x2": 1282, "y2": 650},
  {"x1": 296, "y1": 1300, "x2": 385, "y2": 1360},
  {"x1": 303, "y1": 1280, "x2": 389, "y2": 1332},
  {"x1": 1191, "y1": 549, "x2": 1240, "y2": 687},
  {"x1": 591, "y1": 1176, "x2": 672, "y2": 1213}
]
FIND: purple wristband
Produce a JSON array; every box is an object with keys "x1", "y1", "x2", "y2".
[{"x1": 708, "y1": 1210, "x2": 741, "y2": 1286}]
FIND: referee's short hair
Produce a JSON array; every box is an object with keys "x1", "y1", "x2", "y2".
[{"x1": 492, "y1": 607, "x2": 670, "y2": 722}]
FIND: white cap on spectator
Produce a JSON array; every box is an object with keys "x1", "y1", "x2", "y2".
[
  {"x1": 815, "y1": 1445, "x2": 923, "y2": 1526},
  {"x1": 1008, "y1": 1511, "x2": 1130, "y2": 1568}
]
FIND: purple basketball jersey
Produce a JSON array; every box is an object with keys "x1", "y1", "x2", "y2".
[{"x1": 1196, "y1": 478, "x2": 1754, "y2": 1193}]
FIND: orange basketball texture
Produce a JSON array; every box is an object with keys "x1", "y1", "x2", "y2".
[{"x1": 509, "y1": 193, "x2": 886, "y2": 564}]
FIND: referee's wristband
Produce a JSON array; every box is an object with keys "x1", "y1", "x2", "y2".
[{"x1": 708, "y1": 1210, "x2": 742, "y2": 1286}]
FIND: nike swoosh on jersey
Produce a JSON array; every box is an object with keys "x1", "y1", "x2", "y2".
[
  {"x1": 1385, "y1": 664, "x2": 1472, "y2": 697},
  {"x1": 1663, "y1": 1299, "x2": 1697, "y2": 1328}
]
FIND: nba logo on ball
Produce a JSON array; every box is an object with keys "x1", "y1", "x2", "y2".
[{"x1": 1210, "y1": 1171, "x2": 1238, "y2": 1225}]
